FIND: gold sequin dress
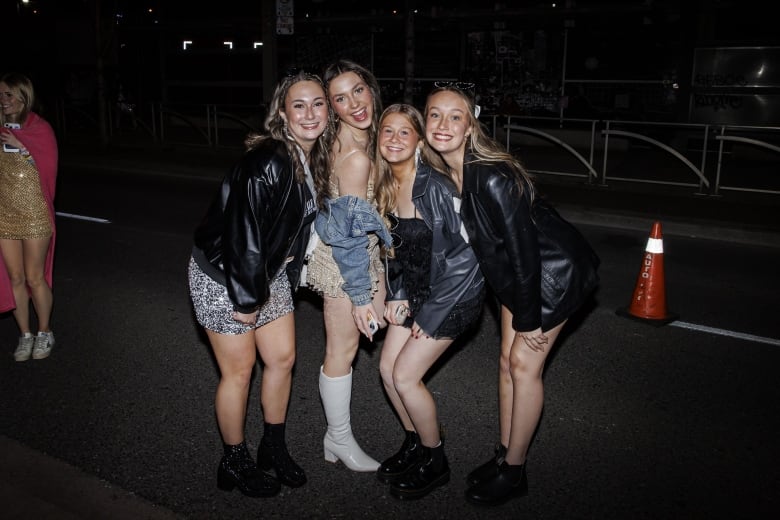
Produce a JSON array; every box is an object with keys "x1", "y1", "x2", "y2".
[
  {"x1": 0, "y1": 151, "x2": 52, "y2": 239},
  {"x1": 306, "y1": 176, "x2": 385, "y2": 298}
]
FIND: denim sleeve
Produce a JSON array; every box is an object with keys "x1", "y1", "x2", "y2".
[{"x1": 314, "y1": 196, "x2": 387, "y2": 306}]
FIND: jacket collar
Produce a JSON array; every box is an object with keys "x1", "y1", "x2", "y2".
[{"x1": 411, "y1": 159, "x2": 434, "y2": 201}]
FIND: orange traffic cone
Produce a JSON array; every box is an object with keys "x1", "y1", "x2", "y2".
[{"x1": 616, "y1": 221, "x2": 678, "y2": 326}]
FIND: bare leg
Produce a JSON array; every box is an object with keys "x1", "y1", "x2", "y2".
[
  {"x1": 255, "y1": 312, "x2": 296, "y2": 423},
  {"x1": 207, "y1": 328, "x2": 258, "y2": 445},
  {"x1": 322, "y1": 295, "x2": 361, "y2": 377},
  {"x1": 23, "y1": 237, "x2": 53, "y2": 331},
  {"x1": 503, "y1": 316, "x2": 566, "y2": 465},
  {"x1": 388, "y1": 333, "x2": 453, "y2": 500},
  {"x1": 391, "y1": 334, "x2": 453, "y2": 447},
  {"x1": 378, "y1": 324, "x2": 415, "y2": 431},
  {"x1": 497, "y1": 305, "x2": 516, "y2": 447},
  {"x1": 0, "y1": 239, "x2": 31, "y2": 334}
]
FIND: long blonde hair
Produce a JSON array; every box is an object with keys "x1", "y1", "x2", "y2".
[
  {"x1": 0, "y1": 72, "x2": 36, "y2": 125},
  {"x1": 425, "y1": 85, "x2": 535, "y2": 200},
  {"x1": 374, "y1": 103, "x2": 447, "y2": 221}
]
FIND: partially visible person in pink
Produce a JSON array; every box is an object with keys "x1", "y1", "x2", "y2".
[{"x1": 0, "y1": 72, "x2": 58, "y2": 361}]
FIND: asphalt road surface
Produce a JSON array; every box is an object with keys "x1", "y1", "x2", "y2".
[{"x1": 1, "y1": 160, "x2": 779, "y2": 519}]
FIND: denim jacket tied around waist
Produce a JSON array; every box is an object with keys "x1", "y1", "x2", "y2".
[{"x1": 314, "y1": 195, "x2": 392, "y2": 306}]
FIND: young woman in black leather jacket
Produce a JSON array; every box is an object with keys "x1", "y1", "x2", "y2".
[
  {"x1": 424, "y1": 85, "x2": 599, "y2": 506},
  {"x1": 188, "y1": 70, "x2": 331, "y2": 498},
  {"x1": 373, "y1": 104, "x2": 485, "y2": 500}
]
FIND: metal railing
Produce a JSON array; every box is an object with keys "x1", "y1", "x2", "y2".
[
  {"x1": 494, "y1": 115, "x2": 780, "y2": 197},
  {"x1": 54, "y1": 100, "x2": 780, "y2": 197}
]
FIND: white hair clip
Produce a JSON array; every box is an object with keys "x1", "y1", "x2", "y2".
[{"x1": 474, "y1": 105, "x2": 481, "y2": 119}]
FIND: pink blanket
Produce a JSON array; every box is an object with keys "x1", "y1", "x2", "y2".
[{"x1": 0, "y1": 112, "x2": 58, "y2": 314}]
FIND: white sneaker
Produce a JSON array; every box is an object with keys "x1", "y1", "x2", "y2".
[
  {"x1": 14, "y1": 333, "x2": 35, "y2": 362},
  {"x1": 32, "y1": 331, "x2": 55, "y2": 360}
]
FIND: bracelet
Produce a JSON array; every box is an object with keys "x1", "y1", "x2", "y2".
[{"x1": 20, "y1": 148, "x2": 30, "y2": 157}]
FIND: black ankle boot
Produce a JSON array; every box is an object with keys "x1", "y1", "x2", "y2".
[
  {"x1": 377, "y1": 430, "x2": 423, "y2": 484},
  {"x1": 466, "y1": 444, "x2": 507, "y2": 486},
  {"x1": 258, "y1": 422, "x2": 307, "y2": 488},
  {"x1": 217, "y1": 441, "x2": 280, "y2": 497},
  {"x1": 390, "y1": 442, "x2": 450, "y2": 500},
  {"x1": 465, "y1": 460, "x2": 528, "y2": 506}
]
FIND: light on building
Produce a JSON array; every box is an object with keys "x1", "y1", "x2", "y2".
[
  {"x1": 224, "y1": 41, "x2": 233, "y2": 50},
  {"x1": 183, "y1": 40, "x2": 192, "y2": 50}
]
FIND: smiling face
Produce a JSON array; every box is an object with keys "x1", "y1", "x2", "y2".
[
  {"x1": 280, "y1": 80, "x2": 329, "y2": 151},
  {"x1": 327, "y1": 71, "x2": 374, "y2": 130},
  {"x1": 378, "y1": 112, "x2": 420, "y2": 166},
  {"x1": 424, "y1": 90, "x2": 472, "y2": 161},
  {"x1": 0, "y1": 82, "x2": 25, "y2": 123}
]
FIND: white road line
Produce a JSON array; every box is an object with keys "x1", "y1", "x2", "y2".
[
  {"x1": 55, "y1": 212, "x2": 111, "y2": 224},
  {"x1": 670, "y1": 320, "x2": 780, "y2": 346}
]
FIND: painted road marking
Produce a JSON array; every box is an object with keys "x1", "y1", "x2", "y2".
[
  {"x1": 56, "y1": 212, "x2": 111, "y2": 224},
  {"x1": 671, "y1": 321, "x2": 780, "y2": 347}
]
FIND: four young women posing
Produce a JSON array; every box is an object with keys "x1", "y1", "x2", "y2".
[{"x1": 188, "y1": 60, "x2": 599, "y2": 506}]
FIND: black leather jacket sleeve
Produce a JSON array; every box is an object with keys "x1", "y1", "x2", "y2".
[
  {"x1": 480, "y1": 169, "x2": 542, "y2": 330},
  {"x1": 221, "y1": 156, "x2": 274, "y2": 312},
  {"x1": 462, "y1": 156, "x2": 599, "y2": 332},
  {"x1": 193, "y1": 140, "x2": 304, "y2": 314}
]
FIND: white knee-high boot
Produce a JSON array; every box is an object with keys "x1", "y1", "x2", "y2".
[{"x1": 319, "y1": 366, "x2": 380, "y2": 472}]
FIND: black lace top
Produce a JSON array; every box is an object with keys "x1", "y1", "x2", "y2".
[{"x1": 388, "y1": 215, "x2": 484, "y2": 338}]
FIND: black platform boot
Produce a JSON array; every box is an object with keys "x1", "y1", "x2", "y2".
[
  {"x1": 466, "y1": 444, "x2": 507, "y2": 485},
  {"x1": 258, "y1": 422, "x2": 307, "y2": 488},
  {"x1": 217, "y1": 441, "x2": 280, "y2": 497},
  {"x1": 377, "y1": 430, "x2": 423, "y2": 484},
  {"x1": 390, "y1": 442, "x2": 450, "y2": 500},
  {"x1": 465, "y1": 460, "x2": 528, "y2": 506}
]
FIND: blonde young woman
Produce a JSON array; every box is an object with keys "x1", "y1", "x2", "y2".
[
  {"x1": 305, "y1": 59, "x2": 387, "y2": 472},
  {"x1": 424, "y1": 84, "x2": 599, "y2": 506},
  {"x1": 373, "y1": 104, "x2": 485, "y2": 500},
  {"x1": 0, "y1": 73, "x2": 58, "y2": 362}
]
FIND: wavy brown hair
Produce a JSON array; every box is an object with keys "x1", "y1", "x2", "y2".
[
  {"x1": 314, "y1": 59, "x2": 383, "y2": 208},
  {"x1": 244, "y1": 70, "x2": 334, "y2": 184}
]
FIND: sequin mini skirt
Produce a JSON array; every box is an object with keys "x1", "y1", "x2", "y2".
[
  {"x1": 188, "y1": 257, "x2": 294, "y2": 335},
  {"x1": 0, "y1": 152, "x2": 51, "y2": 239}
]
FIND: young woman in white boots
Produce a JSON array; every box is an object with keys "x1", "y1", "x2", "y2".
[{"x1": 305, "y1": 59, "x2": 387, "y2": 472}]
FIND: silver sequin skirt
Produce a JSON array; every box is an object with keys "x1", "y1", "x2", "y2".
[{"x1": 188, "y1": 257, "x2": 294, "y2": 335}]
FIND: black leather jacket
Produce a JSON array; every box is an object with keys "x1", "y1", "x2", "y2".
[
  {"x1": 461, "y1": 153, "x2": 599, "y2": 332},
  {"x1": 386, "y1": 161, "x2": 485, "y2": 335},
  {"x1": 193, "y1": 139, "x2": 316, "y2": 313}
]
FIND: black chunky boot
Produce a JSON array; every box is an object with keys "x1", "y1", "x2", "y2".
[
  {"x1": 217, "y1": 441, "x2": 280, "y2": 497},
  {"x1": 466, "y1": 444, "x2": 507, "y2": 485},
  {"x1": 377, "y1": 430, "x2": 423, "y2": 484},
  {"x1": 390, "y1": 442, "x2": 450, "y2": 500},
  {"x1": 258, "y1": 422, "x2": 307, "y2": 488},
  {"x1": 465, "y1": 460, "x2": 528, "y2": 506}
]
